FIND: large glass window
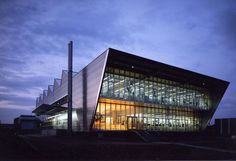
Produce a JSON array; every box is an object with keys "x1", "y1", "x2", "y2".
[{"x1": 94, "y1": 67, "x2": 212, "y2": 132}]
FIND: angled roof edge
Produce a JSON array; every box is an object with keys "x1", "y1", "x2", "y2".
[
  {"x1": 73, "y1": 49, "x2": 109, "y2": 77},
  {"x1": 107, "y1": 48, "x2": 229, "y2": 90},
  {"x1": 43, "y1": 90, "x2": 48, "y2": 97},
  {"x1": 53, "y1": 78, "x2": 61, "y2": 89},
  {"x1": 89, "y1": 49, "x2": 109, "y2": 130},
  {"x1": 47, "y1": 85, "x2": 54, "y2": 96},
  {"x1": 35, "y1": 49, "x2": 109, "y2": 108},
  {"x1": 39, "y1": 94, "x2": 43, "y2": 102},
  {"x1": 62, "y1": 70, "x2": 68, "y2": 77},
  {"x1": 108, "y1": 48, "x2": 229, "y2": 83},
  {"x1": 36, "y1": 97, "x2": 39, "y2": 106}
]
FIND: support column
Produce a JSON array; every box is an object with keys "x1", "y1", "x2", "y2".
[{"x1": 68, "y1": 41, "x2": 73, "y2": 135}]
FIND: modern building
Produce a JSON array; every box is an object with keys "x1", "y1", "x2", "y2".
[{"x1": 33, "y1": 48, "x2": 229, "y2": 132}]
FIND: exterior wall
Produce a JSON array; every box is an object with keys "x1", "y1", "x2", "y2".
[
  {"x1": 45, "y1": 110, "x2": 77, "y2": 130},
  {"x1": 37, "y1": 71, "x2": 68, "y2": 106},
  {"x1": 36, "y1": 50, "x2": 108, "y2": 131},
  {"x1": 35, "y1": 48, "x2": 228, "y2": 132},
  {"x1": 82, "y1": 50, "x2": 108, "y2": 130}
]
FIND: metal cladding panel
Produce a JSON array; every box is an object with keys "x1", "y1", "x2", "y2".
[
  {"x1": 49, "y1": 80, "x2": 67, "y2": 105},
  {"x1": 72, "y1": 72, "x2": 83, "y2": 131},
  {"x1": 36, "y1": 77, "x2": 68, "y2": 107},
  {"x1": 54, "y1": 79, "x2": 61, "y2": 89},
  {"x1": 84, "y1": 50, "x2": 108, "y2": 131},
  {"x1": 201, "y1": 83, "x2": 229, "y2": 129},
  {"x1": 36, "y1": 97, "x2": 39, "y2": 107},
  {"x1": 61, "y1": 70, "x2": 68, "y2": 84},
  {"x1": 34, "y1": 50, "x2": 108, "y2": 131},
  {"x1": 47, "y1": 85, "x2": 53, "y2": 97},
  {"x1": 39, "y1": 94, "x2": 43, "y2": 105},
  {"x1": 69, "y1": 50, "x2": 108, "y2": 131},
  {"x1": 72, "y1": 72, "x2": 82, "y2": 108}
]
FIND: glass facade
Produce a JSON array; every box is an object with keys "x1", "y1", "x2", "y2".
[
  {"x1": 43, "y1": 109, "x2": 79, "y2": 130},
  {"x1": 93, "y1": 67, "x2": 212, "y2": 132}
]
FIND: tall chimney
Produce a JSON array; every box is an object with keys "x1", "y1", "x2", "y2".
[{"x1": 68, "y1": 41, "x2": 73, "y2": 135}]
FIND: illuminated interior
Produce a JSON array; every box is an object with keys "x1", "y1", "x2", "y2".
[
  {"x1": 93, "y1": 67, "x2": 212, "y2": 132},
  {"x1": 45, "y1": 109, "x2": 78, "y2": 130}
]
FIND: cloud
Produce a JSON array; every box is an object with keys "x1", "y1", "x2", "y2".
[
  {"x1": 0, "y1": 87, "x2": 42, "y2": 100},
  {"x1": 0, "y1": 100, "x2": 32, "y2": 110},
  {"x1": 0, "y1": 0, "x2": 236, "y2": 123},
  {"x1": 0, "y1": 108, "x2": 32, "y2": 124}
]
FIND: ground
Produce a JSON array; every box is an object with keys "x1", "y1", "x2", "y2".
[{"x1": 0, "y1": 127, "x2": 236, "y2": 160}]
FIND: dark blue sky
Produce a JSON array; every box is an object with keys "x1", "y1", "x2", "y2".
[{"x1": 0, "y1": 0, "x2": 235, "y2": 123}]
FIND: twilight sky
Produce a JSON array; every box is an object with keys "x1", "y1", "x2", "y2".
[{"x1": 0, "y1": 0, "x2": 235, "y2": 123}]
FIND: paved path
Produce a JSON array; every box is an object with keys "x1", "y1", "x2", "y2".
[
  {"x1": 19, "y1": 135, "x2": 236, "y2": 157},
  {"x1": 152, "y1": 141, "x2": 236, "y2": 154}
]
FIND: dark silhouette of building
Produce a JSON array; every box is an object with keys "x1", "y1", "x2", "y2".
[{"x1": 14, "y1": 115, "x2": 41, "y2": 134}]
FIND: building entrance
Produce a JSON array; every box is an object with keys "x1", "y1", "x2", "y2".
[{"x1": 127, "y1": 116, "x2": 137, "y2": 129}]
